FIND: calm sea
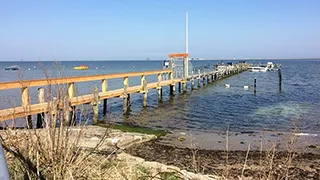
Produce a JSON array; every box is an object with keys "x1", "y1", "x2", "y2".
[{"x1": 0, "y1": 60, "x2": 320, "y2": 133}]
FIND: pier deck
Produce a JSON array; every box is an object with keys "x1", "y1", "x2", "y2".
[{"x1": 0, "y1": 63, "x2": 249, "y2": 126}]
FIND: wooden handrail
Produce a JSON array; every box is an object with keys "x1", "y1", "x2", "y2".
[{"x1": 0, "y1": 69, "x2": 172, "y2": 90}]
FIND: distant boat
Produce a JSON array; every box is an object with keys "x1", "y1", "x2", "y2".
[
  {"x1": 74, "y1": 65, "x2": 88, "y2": 70},
  {"x1": 267, "y1": 62, "x2": 274, "y2": 69},
  {"x1": 4, "y1": 65, "x2": 20, "y2": 71},
  {"x1": 248, "y1": 66, "x2": 268, "y2": 72}
]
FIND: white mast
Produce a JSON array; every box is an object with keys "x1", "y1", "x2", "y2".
[
  {"x1": 186, "y1": 12, "x2": 189, "y2": 77},
  {"x1": 186, "y1": 12, "x2": 188, "y2": 54}
]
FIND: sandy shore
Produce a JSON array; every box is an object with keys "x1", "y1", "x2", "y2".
[
  {"x1": 2, "y1": 125, "x2": 319, "y2": 179},
  {"x1": 124, "y1": 129, "x2": 320, "y2": 179},
  {"x1": 158, "y1": 130, "x2": 320, "y2": 153}
]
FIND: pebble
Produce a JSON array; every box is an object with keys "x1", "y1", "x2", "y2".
[{"x1": 178, "y1": 136, "x2": 186, "y2": 141}]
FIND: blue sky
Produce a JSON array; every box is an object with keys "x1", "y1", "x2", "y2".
[{"x1": 0, "y1": 0, "x2": 319, "y2": 61}]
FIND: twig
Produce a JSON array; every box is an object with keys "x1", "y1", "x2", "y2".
[{"x1": 241, "y1": 143, "x2": 251, "y2": 178}]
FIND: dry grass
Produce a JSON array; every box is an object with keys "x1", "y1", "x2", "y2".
[
  {"x1": 0, "y1": 63, "x2": 113, "y2": 179},
  {"x1": 0, "y1": 75, "x2": 111, "y2": 179},
  {"x1": 0, "y1": 62, "x2": 195, "y2": 180}
]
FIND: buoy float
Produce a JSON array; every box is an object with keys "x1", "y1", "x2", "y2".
[{"x1": 225, "y1": 84, "x2": 230, "y2": 88}]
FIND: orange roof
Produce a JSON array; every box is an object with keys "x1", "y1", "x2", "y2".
[{"x1": 168, "y1": 53, "x2": 188, "y2": 58}]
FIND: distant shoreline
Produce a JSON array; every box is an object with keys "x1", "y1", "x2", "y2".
[{"x1": 0, "y1": 58, "x2": 320, "y2": 62}]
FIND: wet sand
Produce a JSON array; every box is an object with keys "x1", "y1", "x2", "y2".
[
  {"x1": 125, "y1": 130, "x2": 320, "y2": 179},
  {"x1": 158, "y1": 130, "x2": 320, "y2": 153}
]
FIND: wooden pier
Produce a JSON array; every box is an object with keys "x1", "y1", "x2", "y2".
[{"x1": 0, "y1": 53, "x2": 249, "y2": 127}]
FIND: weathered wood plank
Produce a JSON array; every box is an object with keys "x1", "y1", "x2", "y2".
[{"x1": 0, "y1": 69, "x2": 172, "y2": 90}]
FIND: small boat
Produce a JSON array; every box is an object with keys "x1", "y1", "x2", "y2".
[
  {"x1": 74, "y1": 65, "x2": 88, "y2": 70},
  {"x1": 267, "y1": 62, "x2": 274, "y2": 69},
  {"x1": 4, "y1": 65, "x2": 20, "y2": 71},
  {"x1": 248, "y1": 66, "x2": 268, "y2": 72}
]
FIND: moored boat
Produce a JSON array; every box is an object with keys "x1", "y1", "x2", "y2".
[
  {"x1": 267, "y1": 62, "x2": 274, "y2": 69},
  {"x1": 4, "y1": 65, "x2": 20, "y2": 71},
  {"x1": 74, "y1": 65, "x2": 88, "y2": 70},
  {"x1": 248, "y1": 66, "x2": 268, "y2": 72}
]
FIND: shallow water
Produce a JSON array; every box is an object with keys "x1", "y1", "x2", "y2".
[{"x1": 0, "y1": 60, "x2": 320, "y2": 133}]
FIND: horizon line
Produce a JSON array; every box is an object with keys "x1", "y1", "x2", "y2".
[{"x1": 0, "y1": 57, "x2": 320, "y2": 62}]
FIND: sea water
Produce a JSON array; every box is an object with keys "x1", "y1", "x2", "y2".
[{"x1": 0, "y1": 60, "x2": 320, "y2": 133}]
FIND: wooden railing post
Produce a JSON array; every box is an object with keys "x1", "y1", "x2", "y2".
[
  {"x1": 102, "y1": 79, "x2": 108, "y2": 116},
  {"x1": 143, "y1": 79, "x2": 147, "y2": 107},
  {"x1": 21, "y1": 87, "x2": 32, "y2": 128},
  {"x1": 157, "y1": 73, "x2": 162, "y2": 100},
  {"x1": 50, "y1": 97, "x2": 58, "y2": 128},
  {"x1": 197, "y1": 69, "x2": 201, "y2": 88},
  {"x1": 36, "y1": 88, "x2": 45, "y2": 128},
  {"x1": 92, "y1": 86, "x2": 99, "y2": 124},
  {"x1": 66, "y1": 82, "x2": 75, "y2": 126},
  {"x1": 169, "y1": 72, "x2": 175, "y2": 95},
  {"x1": 191, "y1": 71, "x2": 194, "y2": 90},
  {"x1": 141, "y1": 75, "x2": 145, "y2": 89},
  {"x1": 169, "y1": 58, "x2": 175, "y2": 95},
  {"x1": 182, "y1": 57, "x2": 188, "y2": 92},
  {"x1": 203, "y1": 71, "x2": 206, "y2": 86},
  {"x1": 123, "y1": 77, "x2": 129, "y2": 113},
  {"x1": 211, "y1": 74, "x2": 214, "y2": 83},
  {"x1": 68, "y1": 82, "x2": 74, "y2": 98},
  {"x1": 140, "y1": 75, "x2": 148, "y2": 107}
]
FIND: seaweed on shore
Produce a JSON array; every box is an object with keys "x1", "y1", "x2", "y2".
[{"x1": 95, "y1": 123, "x2": 168, "y2": 137}]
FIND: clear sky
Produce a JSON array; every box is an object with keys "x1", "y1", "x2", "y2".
[{"x1": 0, "y1": 0, "x2": 319, "y2": 61}]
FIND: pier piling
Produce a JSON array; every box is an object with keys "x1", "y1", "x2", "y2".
[
  {"x1": 123, "y1": 77, "x2": 129, "y2": 113},
  {"x1": 183, "y1": 57, "x2": 188, "y2": 92},
  {"x1": 157, "y1": 73, "x2": 162, "y2": 100},
  {"x1": 210, "y1": 74, "x2": 214, "y2": 83},
  {"x1": 102, "y1": 79, "x2": 108, "y2": 116},
  {"x1": 191, "y1": 71, "x2": 194, "y2": 89},
  {"x1": 278, "y1": 69, "x2": 282, "y2": 92},
  {"x1": 254, "y1": 78, "x2": 257, "y2": 95},
  {"x1": 169, "y1": 58, "x2": 175, "y2": 95},
  {"x1": 92, "y1": 86, "x2": 99, "y2": 124},
  {"x1": 197, "y1": 70, "x2": 201, "y2": 88},
  {"x1": 203, "y1": 72, "x2": 206, "y2": 86}
]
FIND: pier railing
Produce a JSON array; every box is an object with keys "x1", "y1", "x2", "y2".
[
  {"x1": 0, "y1": 60, "x2": 249, "y2": 128},
  {"x1": 0, "y1": 69, "x2": 181, "y2": 124}
]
